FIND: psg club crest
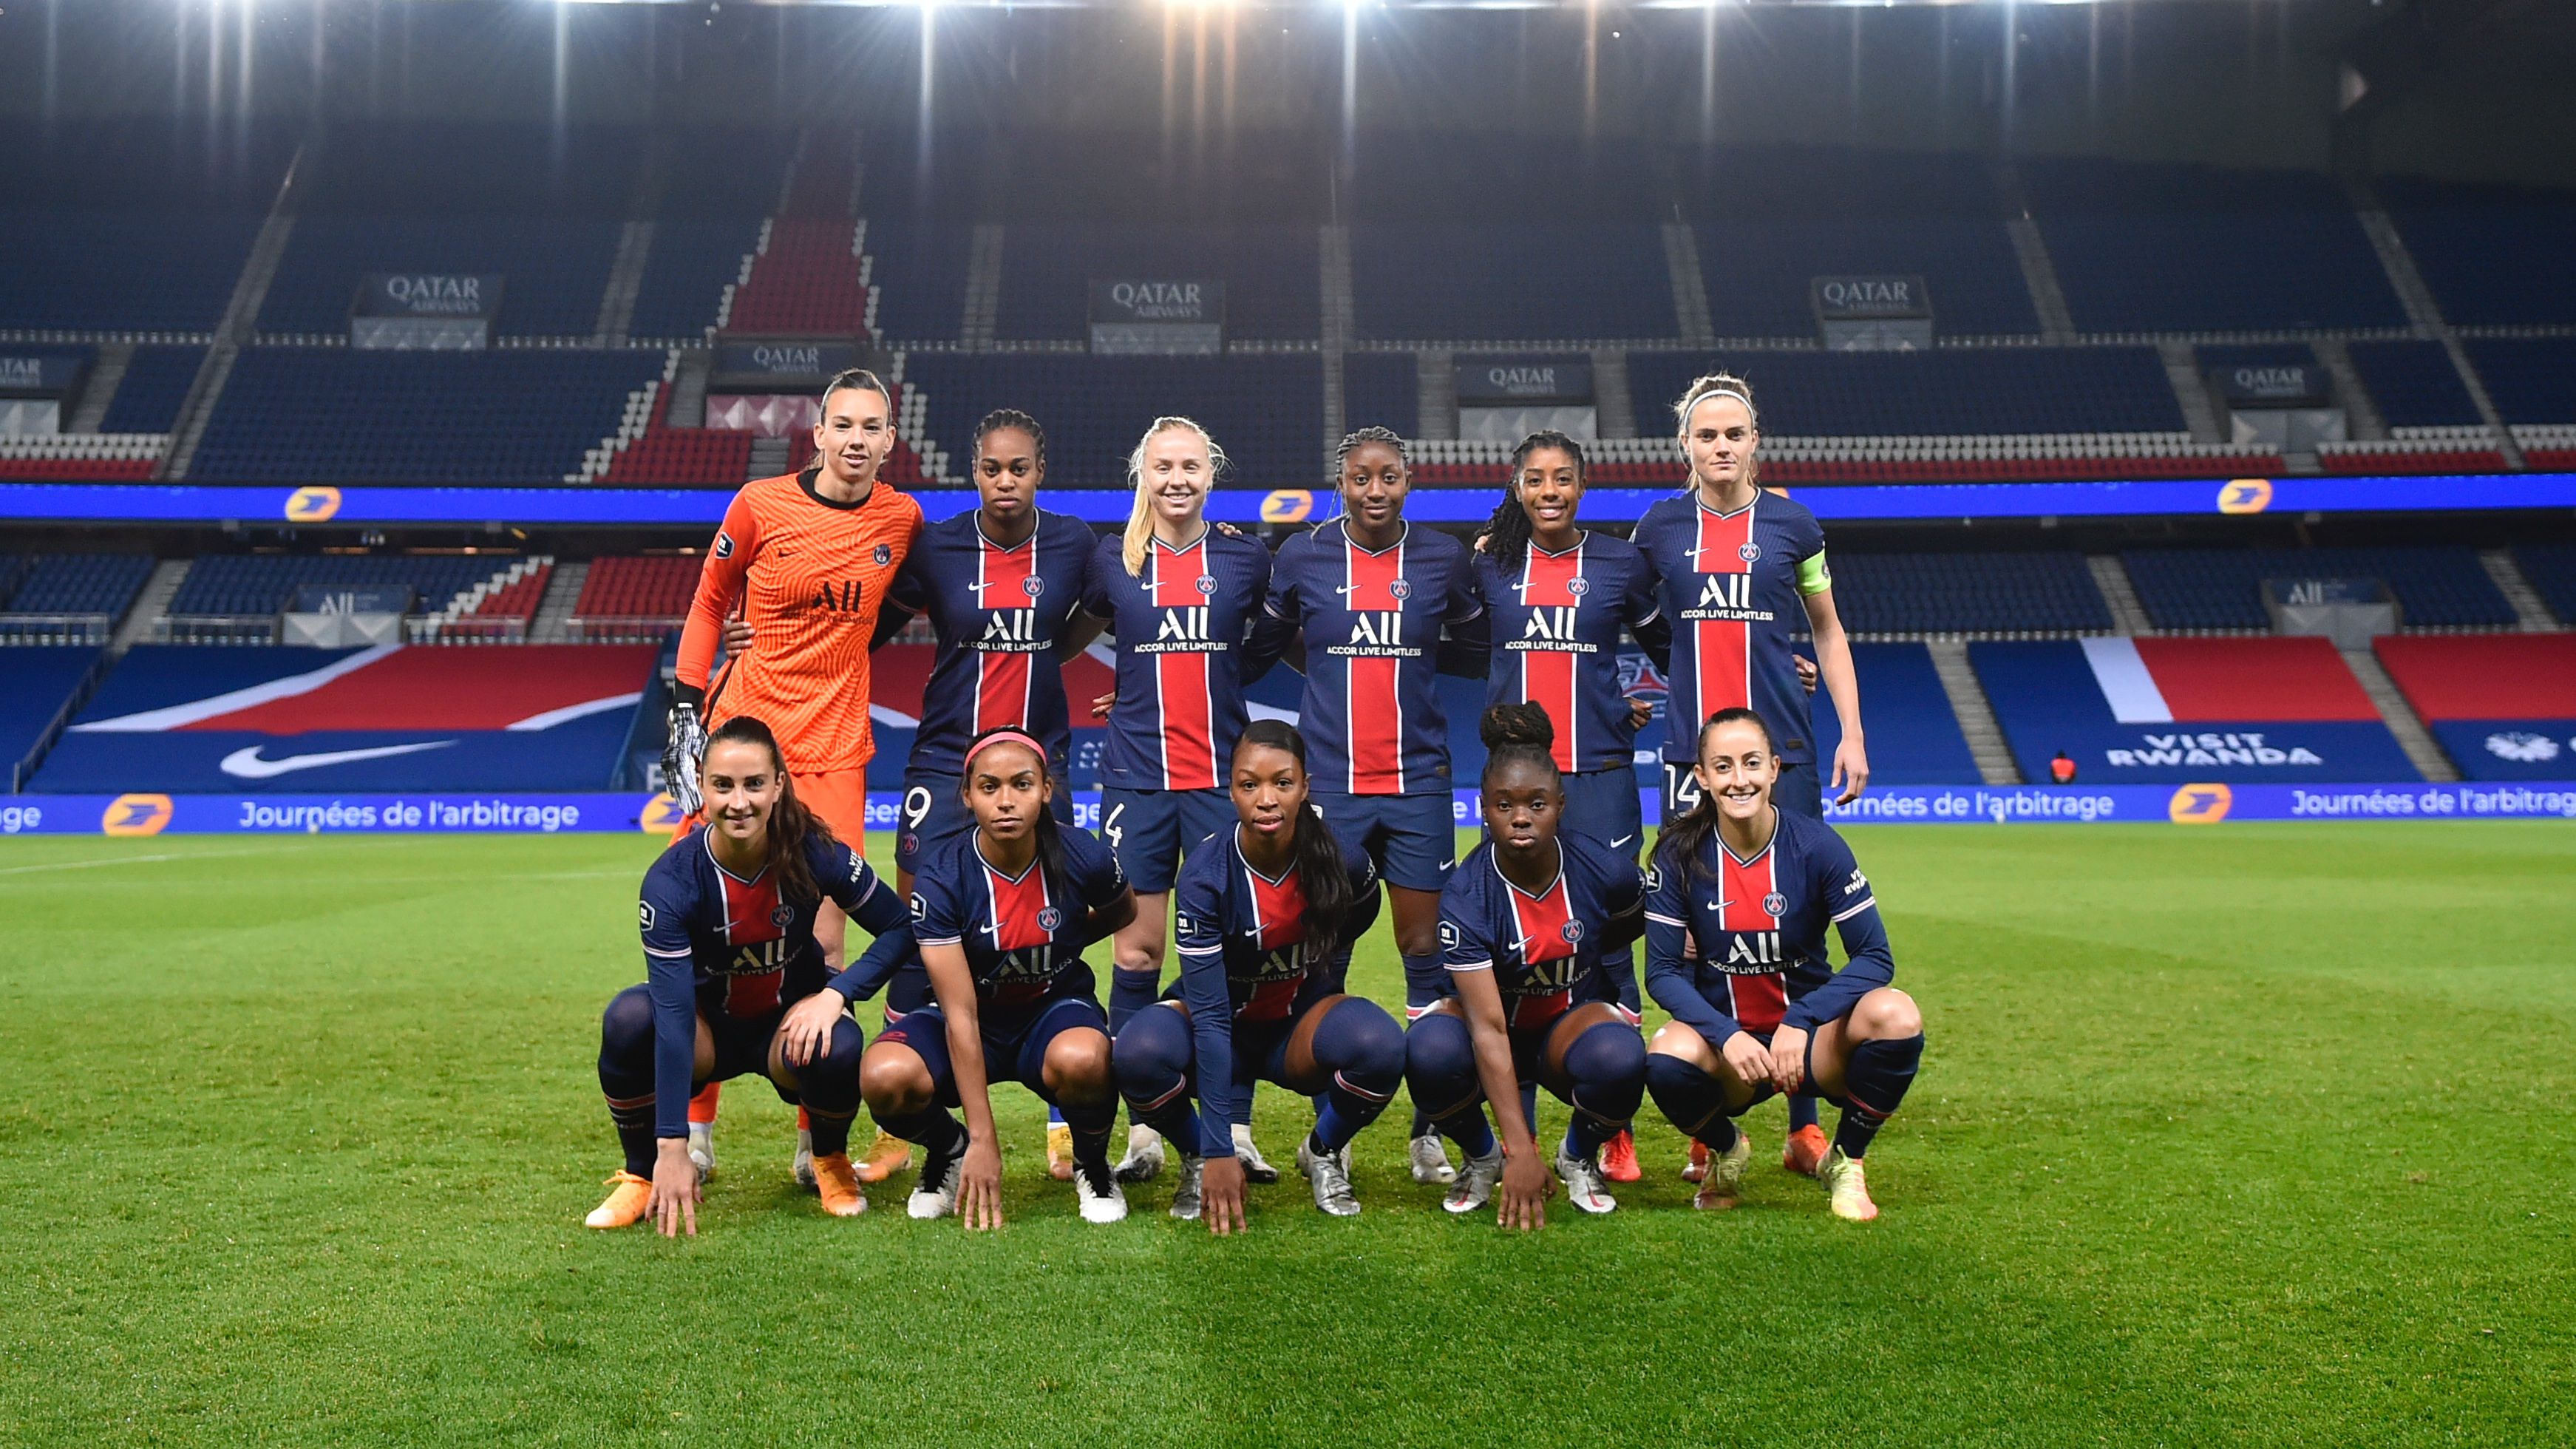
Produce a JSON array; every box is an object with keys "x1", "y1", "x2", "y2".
[
  {"x1": 1739, "y1": 541, "x2": 1762, "y2": 564},
  {"x1": 1389, "y1": 578, "x2": 1413, "y2": 600},
  {"x1": 1022, "y1": 577, "x2": 1045, "y2": 597},
  {"x1": 770, "y1": 903, "x2": 796, "y2": 928},
  {"x1": 1195, "y1": 574, "x2": 1218, "y2": 596},
  {"x1": 900, "y1": 832, "x2": 920, "y2": 857},
  {"x1": 713, "y1": 532, "x2": 735, "y2": 560},
  {"x1": 1566, "y1": 577, "x2": 1591, "y2": 597},
  {"x1": 1761, "y1": 891, "x2": 1787, "y2": 917},
  {"x1": 874, "y1": 543, "x2": 893, "y2": 566},
  {"x1": 1559, "y1": 920, "x2": 1585, "y2": 943},
  {"x1": 1037, "y1": 907, "x2": 1064, "y2": 932}
]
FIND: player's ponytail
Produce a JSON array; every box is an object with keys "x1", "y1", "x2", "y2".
[
  {"x1": 1122, "y1": 417, "x2": 1228, "y2": 577},
  {"x1": 1658, "y1": 707, "x2": 1775, "y2": 885},
  {"x1": 1481, "y1": 430, "x2": 1586, "y2": 576},
  {"x1": 1234, "y1": 720, "x2": 1358, "y2": 965},
  {"x1": 707, "y1": 714, "x2": 837, "y2": 905},
  {"x1": 1671, "y1": 371, "x2": 1761, "y2": 494},
  {"x1": 1478, "y1": 702, "x2": 1560, "y2": 789}
]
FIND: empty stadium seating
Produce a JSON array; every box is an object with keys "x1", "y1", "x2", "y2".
[
  {"x1": 258, "y1": 217, "x2": 623, "y2": 339},
  {"x1": 1825, "y1": 552, "x2": 2112, "y2": 636},
  {"x1": 1625, "y1": 347, "x2": 2186, "y2": 438},
  {"x1": 1342, "y1": 353, "x2": 1420, "y2": 438},
  {"x1": 2120, "y1": 546, "x2": 2515, "y2": 631},
  {"x1": 2373, "y1": 634, "x2": 2576, "y2": 780},
  {"x1": 1802, "y1": 641, "x2": 1983, "y2": 784},
  {"x1": 629, "y1": 217, "x2": 764, "y2": 341},
  {"x1": 1353, "y1": 224, "x2": 1676, "y2": 342},
  {"x1": 0, "y1": 554, "x2": 155, "y2": 641},
  {"x1": 570, "y1": 555, "x2": 703, "y2": 640},
  {"x1": 2382, "y1": 178, "x2": 2576, "y2": 330},
  {"x1": 996, "y1": 225, "x2": 1319, "y2": 343},
  {"x1": 2344, "y1": 340, "x2": 2482, "y2": 431},
  {"x1": 165, "y1": 554, "x2": 536, "y2": 623},
  {"x1": 0, "y1": 211, "x2": 266, "y2": 335},
  {"x1": 0, "y1": 435, "x2": 164, "y2": 482},
  {"x1": 724, "y1": 219, "x2": 870, "y2": 337},
  {"x1": 188, "y1": 347, "x2": 665, "y2": 484},
  {"x1": 900, "y1": 353, "x2": 1323, "y2": 486},
  {"x1": 0, "y1": 645, "x2": 101, "y2": 787},
  {"x1": 96, "y1": 346, "x2": 208, "y2": 435},
  {"x1": 2025, "y1": 160, "x2": 2406, "y2": 334},
  {"x1": 2463, "y1": 339, "x2": 2576, "y2": 428}
]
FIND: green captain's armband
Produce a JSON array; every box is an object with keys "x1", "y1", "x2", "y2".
[{"x1": 1796, "y1": 551, "x2": 1833, "y2": 597}]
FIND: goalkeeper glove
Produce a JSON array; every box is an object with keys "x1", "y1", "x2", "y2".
[{"x1": 662, "y1": 702, "x2": 707, "y2": 815}]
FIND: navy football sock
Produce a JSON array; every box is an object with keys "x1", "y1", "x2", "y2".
[
  {"x1": 876, "y1": 1104, "x2": 968, "y2": 1158},
  {"x1": 805, "y1": 1107, "x2": 856, "y2": 1159},
  {"x1": 1112, "y1": 1005, "x2": 1200, "y2": 1152},
  {"x1": 1832, "y1": 1033, "x2": 1923, "y2": 1160},
  {"x1": 1108, "y1": 966, "x2": 1160, "y2": 1039},
  {"x1": 1789, "y1": 1093, "x2": 1821, "y2": 1132},
  {"x1": 1438, "y1": 1107, "x2": 1497, "y2": 1158},
  {"x1": 1401, "y1": 954, "x2": 1448, "y2": 1140},
  {"x1": 1645, "y1": 1051, "x2": 1738, "y2": 1153},
  {"x1": 597, "y1": 986, "x2": 661, "y2": 1176},
  {"x1": 1308, "y1": 1000, "x2": 1405, "y2": 1153},
  {"x1": 1561, "y1": 1020, "x2": 1647, "y2": 1159}
]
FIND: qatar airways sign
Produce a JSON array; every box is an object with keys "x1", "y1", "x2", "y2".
[
  {"x1": 356, "y1": 274, "x2": 503, "y2": 319},
  {"x1": 1090, "y1": 279, "x2": 1224, "y2": 355},
  {"x1": 1811, "y1": 275, "x2": 1930, "y2": 321}
]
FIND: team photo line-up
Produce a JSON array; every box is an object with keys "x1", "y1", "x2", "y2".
[{"x1": 587, "y1": 365, "x2": 1926, "y2": 1235}]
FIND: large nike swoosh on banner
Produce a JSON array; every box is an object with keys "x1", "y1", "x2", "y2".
[{"x1": 218, "y1": 741, "x2": 456, "y2": 779}]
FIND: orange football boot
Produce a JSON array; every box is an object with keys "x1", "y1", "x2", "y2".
[
  {"x1": 1601, "y1": 1129, "x2": 1642, "y2": 1183},
  {"x1": 855, "y1": 1128, "x2": 913, "y2": 1183},
  {"x1": 1782, "y1": 1123, "x2": 1830, "y2": 1178},
  {"x1": 1682, "y1": 1138, "x2": 1710, "y2": 1182},
  {"x1": 811, "y1": 1152, "x2": 868, "y2": 1217},
  {"x1": 585, "y1": 1171, "x2": 653, "y2": 1229}
]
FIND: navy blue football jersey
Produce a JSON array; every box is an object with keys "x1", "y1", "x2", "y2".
[
  {"x1": 882, "y1": 508, "x2": 1094, "y2": 775},
  {"x1": 1473, "y1": 532, "x2": 1668, "y2": 775},
  {"x1": 1248, "y1": 520, "x2": 1484, "y2": 795},
  {"x1": 1630, "y1": 492, "x2": 1830, "y2": 764},
  {"x1": 1642, "y1": 807, "x2": 1890, "y2": 1047},
  {"x1": 638, "y1": 826, "x2": 909, "y2": 1133},
  {"x1": 908, "y1": 824, "x2": 1127, "y2": 1021},
  {"x1": 1439, "y1": 832, "x2": 1645, "y2": 1029},
  {"x1": 1082, "y1": 527, "x2": 1275, "y2": 792}
]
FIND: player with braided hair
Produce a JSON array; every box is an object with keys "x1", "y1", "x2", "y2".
[{"x1": 1246, "y1": 425, "x2": 1489, "y2": 1189}]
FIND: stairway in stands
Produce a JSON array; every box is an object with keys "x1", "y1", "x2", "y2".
[{"x1": 721, "y1": 132, "x2": 871, "y2": 338}]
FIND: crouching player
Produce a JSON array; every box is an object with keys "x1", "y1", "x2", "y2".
[
  {"x1": 1112, "y1": 722, "x2": 1403, "y2": 1230},
  {"x1": 588, "y1": 716, "x2": 914, "y2": 1232},
  {"x1": 860, "y1": 728, "x2": 1138, "y2": 1227},
  {"x1": 1407, "y1": 705, "x2": 1648, "y2": 1226},
  {"x1": 1642, "y1": 709, "x2": 1924, "y2": 1221}
]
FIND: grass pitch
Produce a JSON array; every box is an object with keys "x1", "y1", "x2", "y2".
[{"x1": 1, "y1": 823, "x2": 2570, "y2": 1447}]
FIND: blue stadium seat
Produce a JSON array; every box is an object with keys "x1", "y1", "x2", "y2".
[
  {"x1": 2025, "y1": 160, "x2": 2405, "y2": 333},
  {"x1": 0, "y1": 554, "x2": 154, "y2": 637},
  {"x1": 2121, "y1": 546, "x2": 2515, "y2": 631},
  {"x1": 0, "y1": 647, "x2": 101, "y2": 780},
  {"x1": 1625, "y1": 347, "x2": 2185, "y2": 437},
  {"x1": 188, "y1": 348, "x2": 662, "y2": 484},
  {"x1": 2461, "y1": 338, "x2": 2576, "y2": 425},
  {"x1": 995, "y1": 225, "x2": 1318, "y2": 342},
  {"x1": 0, "y1": 211, "x2": 263, "y2": 333},
  {"x1": 866, "y1": 218, "x2": 974, "y2": 342},
  {"x1": 166, "y1": 554, "x2": 503, "y2": 618},
  {"x1": 2382, "y1": 178, "x2": 2576, "y2": 329},
  {"x1": 628, "y1": 218, "x2": 762, "y2": 340},
  {"x1": 900, "y1": 353, "x2": 1321, "y2": 486},
  {"x1": 2345, "y1": 341, "x2": 2483, "y2": 430},
  {"x1": 1826, "y1": 552, "x2": 2112, "y2": 635},
  {"x1": 1352, "y1": 224, "x2": 1675, "y2": 342},
  {"x1": 97, "y1": 345, "x2": 208, "y2": 434},
  {"x1": 2511, "y1": 544, "x2": 2576, "y2": 627},
  {"x1": 1342, "y1": 353, "x2": 1419, "y2": 438},
  {"x1": 1803, "y1": 641, "x2": 1983, "y2": 784},
  {"x1": 258, "y1": 216, "x2": 624, "y2": 338}
]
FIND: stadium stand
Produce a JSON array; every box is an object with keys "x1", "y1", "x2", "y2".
[
  {"x1": 0, "y1": 553, "x2": 155, "y2": 642},
  {"x1": 2510, "y1": 543, "x2": 2576, "y2": 626},
  {"x1": 0, "y1": 209, "x2": 267, "y2": 336},
  {"x1": 0, "y1": 646, "x2": 101, "y2": 790},
  {"x1": 2345, "y1": 340, "x2": 2483, "y2": 430},
  {"x1": 865, "y1": 219, "x2": 973, "y2": 342},
  {"x1": 2380, "y1": 177, "x2": 2576, "y2": 330},
  {"x1": 900, "y1": 353, "x2": 1322, "y2": 486},
  {"x1": 95, "y1": 345, "x2": 209, "y2": 435},
  {"x1": 2373, "y1": 634, "x2": 2576, "y2": 781},
  {"x1": 1826, "y1": 552, "x2": 2113, "y2": 636},
  {"x1": 995, "y1": 225, "x2": 1319, "y2": 343},
  {"x1": 2023, "y1": 160, "x2": 2407, "y2": 334},
  {"x1": 724, "y1": 218, "x2": 869, "y2": 337},
  {"x1": 568, "y1": 555, "x2": 702, "y2": 642},
  {"x1": 35, "y1": 642, "x2": 657, "y2": 792},
  {"x1": 629, "y1": 217, "x2": 766, "y2": 341},
  {"x1": 0, "y1": 435, "x2": 164, "y2": 482},
  {"x1": 256, "y1": 216, "x2": 625, "y2": 339},
  {"x1": 1624, "y1": 346, "x2": 2181, "y2": 436},
  {"x1": 1688, "y1": 148, "x2": 2037, "y2": 339},
  {"x1": 593, "y1": 387, "x2": 755, "y2": 486},
  {"x1": 188, "y1": 348, "x2": 665, "y2": 484},
  {"x1": 1342, "y1": 353, "x2": 1421, "y2": 438},
  {"x1": 1351, "y1": 224, "x2": 1676, "y2": 342},
  {"x1": 1802, "y1": 641, "x2": 1984, "y2": 784},
  {"x1": 1971, "y1": 635, "x2": 2420, "y2": 783},
  {"x1": 2121, "y1": 545, "x2": 2516, "y2": 632},
  {"x1": 163, "y1": 554, "x2": 546, "y2": 640},
  {"x1": 2461, "y1": 338, "x2": 2576, "y2": 468}
]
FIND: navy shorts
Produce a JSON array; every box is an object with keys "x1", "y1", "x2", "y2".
[
  {"x1": 1099, "y1": 786, "x2": 1232, "y2": 894},
  {"x1": 896, "y1": 767, "x2": 1077, "y2": 878},
  {"x1": 1311, "y1": 788, "x2": 1458, "y2": 892},
  {"x1": 1659, "y1": 759, "x2": 1824, "y2": 826},
  {"x1": 877, "y1": 992, "x2": 1107, "y2": 1108},
  {"x1": 702, "y1": 1005, "x2": 802, "y2": 1105},
  {"x1": 1136, "y1": 1000, "x2": 1305, "y2": 1103},
  {"x1": 1691, "y1": 1017, "x2": 1849, "y2": 1117},
  {"x1": 1560, "y1": 766, "x2": 1645, "y2": 855}
]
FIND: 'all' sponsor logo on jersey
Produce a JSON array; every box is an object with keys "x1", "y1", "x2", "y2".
[
  {"x1": 1158, "y1": 607, "x2": 1211, "y2": 642},
  {"x1": 1697, "y1": 574, "x2": 1754, "y2": 610},
  {"x1": 1523, "y1": 606, "x2": 1580, "y2": 642}
]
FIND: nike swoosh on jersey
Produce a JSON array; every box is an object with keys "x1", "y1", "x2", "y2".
[
  {"x1": 219, "y1": 741, "x2": 455, "y2": 778},
  {"x1": 1609, "y1": 835, "x2": 1637, "y2": 849},
  {"x1": 1440, "y1": 859, "x2": 1458, "y2": 871}
]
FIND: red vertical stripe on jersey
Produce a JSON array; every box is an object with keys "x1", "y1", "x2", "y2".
[
  {"x1": 1345, "y1": 539, "x2": 1407, "y2": 794},
  {"x1": 716, "y1": 869, "x2": 787, "y2": 1018},
  {"x1": 1690, "y1": 505, "x2": 1755, "y2": 736},
  {"x1": 1504, "y1": 872, "x2": 1578, "y2": 1028},
  {"x1": 1518, "y1": 544, "x2": 1583, "y2": 772},
  {"x1": 1151, "y1": 540, "x2": 1217, "y2": 791},
  {"x1": 1719, "y1": 846, "x2": 1787, "y2": 1034},
  {"x1": 973, "y1": 535, "x2": 1036, "y2": 736},
  {"x1": 1242, "y1": 862, "x2": 1312, "y2": 1022},
  {"x1": 982, "y1": 855, "x2": 1054, "y2": 1006}
]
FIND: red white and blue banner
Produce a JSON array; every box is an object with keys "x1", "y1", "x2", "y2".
[{"x1": 2373, "y1": 634, "x2": 2576, "y2": 781}]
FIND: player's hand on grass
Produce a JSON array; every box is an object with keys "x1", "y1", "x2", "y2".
[
  {"x1": 1202, "y1": 1153, "x2": 1248, "y2": 1235},
  {"x1": 720, "y1": 613, "x2": 754, "y2": 656},
  {"x1": 1090, "y1": 690, "x2": 1117, "y2": 720},
  {"x1": 778, "y1": 988, "x2": 848, "y2": 1067},
  {"x1": 1765, "y1": 1024, "x2": 1810, "y2": 1096},
  {"x1": 960, "y1": 1136, "x2": 1004, "y2": 1231},
  {"x1": 652, "y1": 1138, "x2": 700, "y2": 1238},
  {"x1": 1498, "y1": 1145, "x2": 1552, "y2": 1231},
  {"x1": 1720, "y1": 1031, "x2": 1771, "y2": 1092},
  {"x1": 1832, "y1": 736, "x2": 1869, "y2": 804}
]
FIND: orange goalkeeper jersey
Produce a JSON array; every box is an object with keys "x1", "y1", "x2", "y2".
[{"x1": 676, "y1": 470, "x2": 924, "y2": 774}]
